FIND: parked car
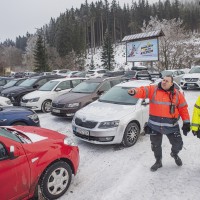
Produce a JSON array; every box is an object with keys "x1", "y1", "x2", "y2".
[
  {"x1": 0, "y1": 126, "x2": 79, "y2": 199},
  {"x1": 72, "y1": 80, "x2": 151, "y2": 147},
  {"x1": 0, "y1": 97, "x2": 13, "y2": 106},
  {"x1": 52, "y1": 69, "x2": 69, "y2": 76},
  {"x1": 0, "y1": 106, "x2": 40, "y2": 126},
  {"x1": 122, "y1": 70, "x2": 151, "y2": 81},
  {"x1": 21, "y1": 78, "x2": 86, "y2": 112},
  {"x1": 0, "y1": 78, "x2": 27, "y2": 93},
  {"x1": 51, "y1": 77, "x2": 123, "y2": 117},
  {"x1": 180, "y1": 66, "x2": 200, "y2": 89},
  {"x1": 64, "y1": 71, "x2": 79, "y2": 78},
  {"x1": 71, "y1": 71, "x2": 87, "y2": 78},
  {"x1": 1, "y1": 75, "x2": 61, "y2": 106},
  {"x1": 103, "y1": 71, "x2": 125, "y2": 77},
  {"x1": 85, "y1": 69, "x2": 107, "y2": 78},
  {"x1": 161, "y1": 69, "x2": 185, "y2": 85},
  {"x1": 0, "y1": 77, "x2": 13, "y2": 87}
]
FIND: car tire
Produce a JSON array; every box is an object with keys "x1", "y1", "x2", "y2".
[
  {"x1": 122, "y1": 122, "x2": 140, "y2": 147},
  {"x1": 12, "y1": 122, "x2": 27, "y2": 125},
  {"x1": 40, "y1": 161, "x2": 72, "y2": 200},
  {"x1": 42, "y1": 100, "x2": 52, "y2": 113}
]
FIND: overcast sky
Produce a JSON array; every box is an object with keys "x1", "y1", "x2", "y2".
[{"x1": 0, "y1": 0, "x2": 159, "y2": 42}]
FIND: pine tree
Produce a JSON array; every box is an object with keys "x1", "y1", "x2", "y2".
[
  {"x1": 33, "y1": 33, "x2": 49, "y2": 72},
  {"x1": 101, "y1": 29, "x2": 114, "y2": 70}
]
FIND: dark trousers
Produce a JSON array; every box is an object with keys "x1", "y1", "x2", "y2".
[{"x1": 150, "y1": 131, "x2": 183, "y2": 160}]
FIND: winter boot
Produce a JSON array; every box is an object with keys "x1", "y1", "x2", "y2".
[
  {"x1": 150, "y1": 159, "x2": 162, "y2": 172},
  {"x1": 170, "y1": 152, "x2": 182, "y2": 166}
]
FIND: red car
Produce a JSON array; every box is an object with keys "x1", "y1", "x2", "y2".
[{"x1": 0, "y1": 126, "x2": 79, "y2": 200}]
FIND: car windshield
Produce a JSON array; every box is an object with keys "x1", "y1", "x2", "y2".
[
  {"x1": 39, "y1": 81, "x2": 59, "y2": 91},
  {"x1": 99, "y1": 86, "x2": 138, "y2": 105},
  {"x1": 0, "y1": 128, "x2": 22, "y2": 142},
  {"x1": 161, "y1": 70, "x2": 173, "y2": 77},
  {"x1": 124, "y1": 71, "x2": 136, "y2": 76},
  {"x1": 87, "y1": 70, "x2": 95, "y2": 74},
  {"x1": 19, "y1": 78, "x2": 37, "y2": 87},
  {"x1": 189, "y1": 67, "x2": 200, "y2": 73},
  {"x1": 3, "y1": 80, "x2": 17, "y2": 88},
  {"x1": 72, "y1": 81, "x2": 100, "y2": 93}
]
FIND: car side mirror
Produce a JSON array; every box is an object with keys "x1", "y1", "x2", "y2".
[
  {"x1": 97, "y1": 90, "x2": 104, "y2": 95},
  {"x1": 142, "y1": 99, "x2": 149, "y2": 105},
  {"x1": 33, "y1": 84, "x2": 39, "y2": 89},
  {"x1": 55, "y1": 88, "x2": 61, "y2": 91},
  {"x1": 10, "y1": 145, "x2": 20, "y2": 159}
]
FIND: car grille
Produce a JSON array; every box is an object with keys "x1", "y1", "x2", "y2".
[
  {"x1": 185, "y1": 78, "x2": 198, "y2": 82},
  {"x1": 75, "y1": 117, "x2": 98, "y2": 129},
  {"x1": 52, "y1": 102, "x2": 65, "y2": 108},
  {"x1": 21, "y1": 99, "x2": 28, "y2": 103}
]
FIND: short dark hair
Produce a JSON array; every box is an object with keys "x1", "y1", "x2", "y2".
[{"x1": 164, "y1": 75, "x2": 173, "y2": 83}]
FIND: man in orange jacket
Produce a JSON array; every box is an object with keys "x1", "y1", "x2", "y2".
[{"x1": 128, "y1": 75, "x2": 190, "y2": 172}]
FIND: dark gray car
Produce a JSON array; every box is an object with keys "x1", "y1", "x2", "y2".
[{"x1": 51, "y1": 77, "x2": 123, "y2": 118}]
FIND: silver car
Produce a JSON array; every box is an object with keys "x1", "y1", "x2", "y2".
[
  {"x1": 161, "y1": 69, "x2": 185, "y2": 85},
  {"x1": 72, "y1": 80, "x2": 151, "y2": 147}
]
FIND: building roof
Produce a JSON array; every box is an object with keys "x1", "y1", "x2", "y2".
[{"x1": 122, "y1": 30, "x2": 165, "y2": 42}]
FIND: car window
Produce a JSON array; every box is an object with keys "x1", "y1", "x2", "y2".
[
  {"x1": 56, "y1": 80, "x2": 71, "y2": 90},
  {"x1": 98, "y1": 81, "x2": 111, "y2": 91},
  {"x1": 173, "y1": 71, "x2": 178, "y2": 76},
  {"x1": 36, "y1": 78, "x2": 47, "y2": 87},
  {"x1": 2, "y1": 80, "x2": 17, "y2": 88},
  {"x1": 189, "y1": 67, "x2": 200, "y2": 73},
  {"x1": 39, "y1": 80, "x2": 59, "y2": 91},
  {"x1": 0, "y1": 79, "x2": 6, "y2": 86},
  {"x1": 110, "y1": 79, "x2": 122, "y2": 86},
  {"x1": 0, "y1": 143, "x2": 8, "y2": 160},
  {"x1": 72, "y1": 82, "x2": 100, "y2": 93},
  {"x1": 72, "y1": 79, "x2": 81, "y2": 87},
  {"x1": 19, "y1": 78, "x2": 38, "y2": 87},
  {"x1": 99, "y1": 86, "x2": 138, "y2": 105},
  {"x1": 0, "y1": 128, "x2": 21, "y2": 142}
]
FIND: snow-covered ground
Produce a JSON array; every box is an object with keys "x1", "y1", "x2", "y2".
[{"x1": 38, "y1": 89, "x2": 200, "y2": 200}]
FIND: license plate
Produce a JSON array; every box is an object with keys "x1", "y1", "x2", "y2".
[
  {"x1": 52, "y1": 109, "x2": 60, "y2": 113},
  {"x1": 76, "y1": 127, "x2": 89, "y2": 136},
  {"x1": 187, "y1": 83, "x2": 194, "y2": 86}
]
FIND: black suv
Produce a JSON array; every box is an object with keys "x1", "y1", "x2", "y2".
[
  {"x1": 51, "y1": 77, "x2": 122, "y2": 117},
  {"x1": 1, "y1": 75, "x2": 61, "y2": 106}
]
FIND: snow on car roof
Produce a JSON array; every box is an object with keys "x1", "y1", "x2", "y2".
[{"x1": 116, "y1": 80, "x2": 152, "y2": 88}]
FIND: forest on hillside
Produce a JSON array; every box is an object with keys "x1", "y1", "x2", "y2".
[{"x1": 0, "y1": 0, "x2": 200, "y2": 74}]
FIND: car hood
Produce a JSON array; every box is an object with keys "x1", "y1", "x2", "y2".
[
  {"x1": 183, "y1": 73, "x2": 200, "y2": 78},
  {"x1": 23, "y1": 90, "x2": 50, "y2": 99},
  {"x1": 1, "y1": 106, "x2": 33, "y2": 114},
  {"x1": 8, "y1": 126, "x2": 65, "y2": 143},
  {"x1": 1, "y1": 86, "x2": 33, "y2": 94},
  {"x1": 54, "y1": 92, "x2": 92, "y2": 103},
  {"x1": 75, "y1": 101, "x2": 136, "y2": 121}
]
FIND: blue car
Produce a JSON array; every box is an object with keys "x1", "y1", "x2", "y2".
[{"x1": 0, "y1": 106, "x2": 40, "y2": 126}]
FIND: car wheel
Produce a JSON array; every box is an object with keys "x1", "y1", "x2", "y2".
[
  {"x1": 122, "y1": 122, "x2": 140, "y2": 147},
  {"x1": 12, "y1": 122, "x2": 27, "y2": 126},
  {"x1": 40, "y1": 161, "x2": 72, "y2": 200},
  {"x1": 42, "y1": 100, "x2": 52, "y2": 113}
]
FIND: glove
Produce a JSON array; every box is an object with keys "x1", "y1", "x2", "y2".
[
  {"x1": 192, "y1": 130, "x2": 200, "y2": 138},
  {"x1": 182, "y1": 123, "x2": 190, "y2": 136}
]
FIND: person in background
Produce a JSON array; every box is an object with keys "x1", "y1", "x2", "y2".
[
  {"x1": 128, "y1": 75, "x2": 190, "y2": 172},
  {"x1": 191, "y1": 96, "x2": 200, "y2": 138}
]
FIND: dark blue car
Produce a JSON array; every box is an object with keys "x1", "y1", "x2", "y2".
[{"x1": 0, "y1": 106, "x2": 40, "y2": 126}]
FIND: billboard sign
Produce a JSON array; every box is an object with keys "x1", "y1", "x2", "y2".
[{"x1": 126, "y1": 38, "x2": 159, "y2": 62}]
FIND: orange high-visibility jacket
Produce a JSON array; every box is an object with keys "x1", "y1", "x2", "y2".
[{"x1": 134, "y1": 83, "x2": 190, "y2": 134}]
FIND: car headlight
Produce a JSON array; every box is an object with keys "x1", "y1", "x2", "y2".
[
  {"x1": 64, "y1": 137, "x2": 77, "y2": 146},
  {"x1": 28, "y1": 97, "x2": 40, "y2": 102},
  {"x1": 27, "y1": 113, "x2": 39, "y2": 123},
  {"x1": 66, "y1": 102, "x2": 80, "y2": 108},
  {"x1": 98, "y1": 120, "x2": 120, "y2": 129},
  {"x1": 181, "y1": 78, "x2": 185, "y2": 81}
]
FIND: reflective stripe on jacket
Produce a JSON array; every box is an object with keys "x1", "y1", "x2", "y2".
[
  {"x1": 191, "y1": 96, "x2": 200, "y2": 131},
  {"x1": 134, "y1": 84, "x2": 190, "y2": 134}
]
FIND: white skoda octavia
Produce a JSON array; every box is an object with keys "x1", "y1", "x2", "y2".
[
  {"x1": 72, "y1": 80, "x2": 151, "y2": 147},
  {"x1": 21, "y1": 78, "x2": 86, "y2": 112}
]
